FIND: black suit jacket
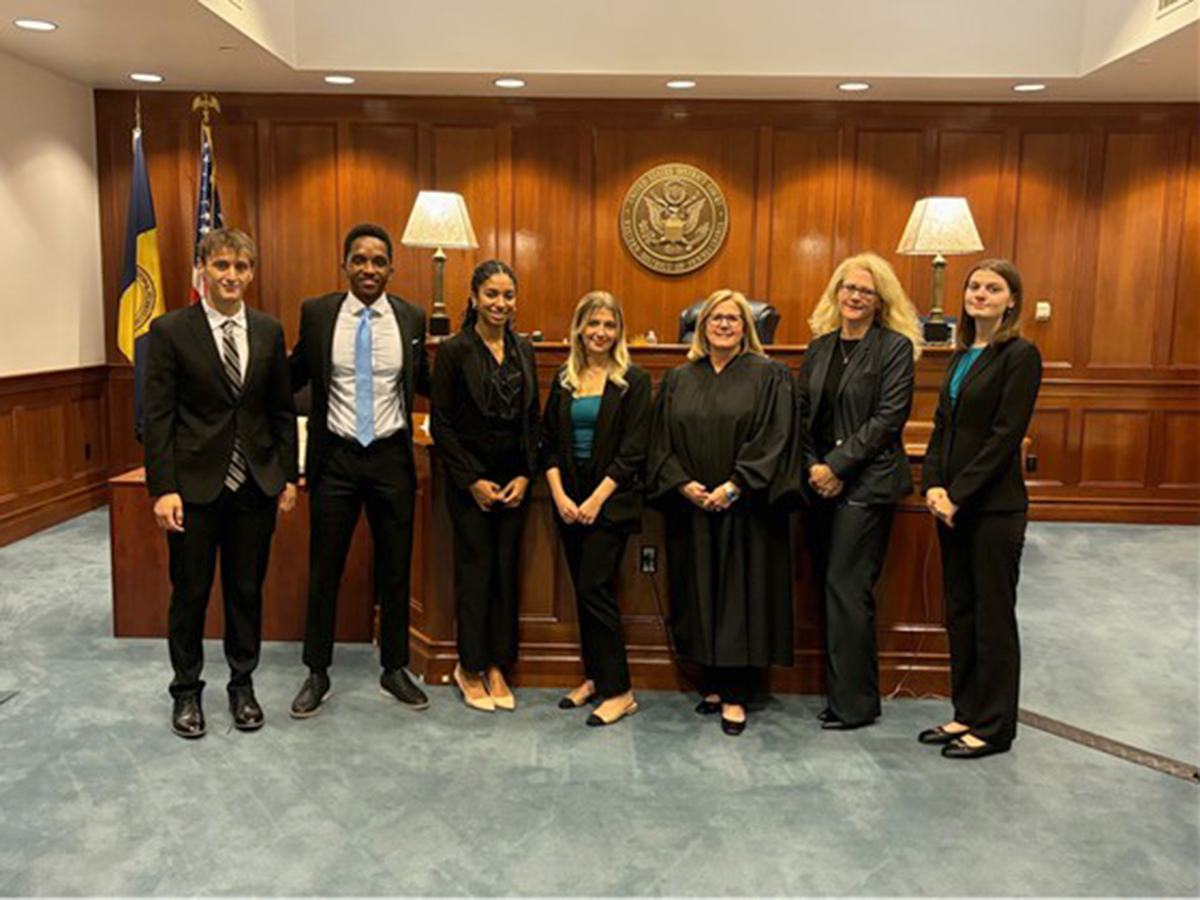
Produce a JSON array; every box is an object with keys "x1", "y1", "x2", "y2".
[
  {"x1": 289, "y1": 292, "x2": 430, "y2": 485},
  {"x1": 430, "y1": 328, "x2": 540, "y2": 490},
  {"x1": 922, "y1": 337, "x2": 1042, "y2": 512},
  {"x1": 539, "y1": 365, "x2": 652, "y2": 529},
  {"x1": 144, "y1": 304, "x2": 298, "y2": 503},
  {"x1": 795, "y1": 325, "x2": 915, "y2": 505}
]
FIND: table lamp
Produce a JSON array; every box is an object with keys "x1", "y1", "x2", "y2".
[
  {"x1": 400, "y1": 191, "x2": 478, "y2": 337},
  {"x1": 896, "y1": 197, "x2": 984, "y2": 345}
]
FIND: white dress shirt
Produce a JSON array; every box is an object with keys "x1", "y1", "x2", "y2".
[
  {"x1": 201, "y1": 298, "x2": 248, "y2": 383},
  {"x1": 328, "y1": 292, "x2": 406, "y2": 442}
]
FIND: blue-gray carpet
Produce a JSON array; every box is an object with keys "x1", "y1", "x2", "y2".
[{"x1": 0, "y1": 511, "x2": 1196, "y2": 896}]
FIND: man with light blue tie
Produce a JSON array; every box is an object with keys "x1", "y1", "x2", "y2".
[{"x1": 288, "y1": 223, "x2": 431, "y2": 717}]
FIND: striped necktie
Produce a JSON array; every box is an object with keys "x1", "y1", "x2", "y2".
[{"x1": 221, "y1": 320, "x2": 247, "y2": 492}]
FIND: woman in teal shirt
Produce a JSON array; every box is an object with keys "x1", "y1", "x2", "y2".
[{"x1": 541, "y1": 292, "x2": 651, "y2": 727}]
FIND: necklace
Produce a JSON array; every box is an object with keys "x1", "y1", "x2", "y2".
[{"x1": 839, "y1": 337, "x2": 859, "y2": 365}]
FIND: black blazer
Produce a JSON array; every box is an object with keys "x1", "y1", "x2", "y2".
[
  {"x1": 289, "y1": 292, "x2": 430, "y2": 486},
  {"x1": 922, "y1": 337, "x2": 1042, "y2": 513},
  {"x1": 144, "y1": 304, "x2": 298, "y2": 504},
  {"x1": 430, "y1": 328, "x2": 540, "y2": 491},
  {"x1": 540, "y1": 365, "x2": 652, "y2": 529},
  {"x1": 795, "y1": 325, "x2": 915, "y2": 505}
]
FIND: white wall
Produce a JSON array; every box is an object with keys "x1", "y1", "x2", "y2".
[
  {"x1": 0, "y1": 50, "x2": 104, "y2": 377},
  {"x1": 1082, "y1": 0, "x2": 1200, "y2": 69}
]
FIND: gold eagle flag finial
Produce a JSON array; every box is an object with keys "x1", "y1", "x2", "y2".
[{"x1": 191, "y1": 93, "x2": 222, "y2": 125}]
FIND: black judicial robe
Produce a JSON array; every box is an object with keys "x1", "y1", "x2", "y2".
[{"x1": 648, "y1": 353, "x2": 795, "y2": 669}]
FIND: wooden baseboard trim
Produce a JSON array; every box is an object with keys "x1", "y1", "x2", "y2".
[{"x1": 0, "y1": 482, "x2": 110, "y2": 548}]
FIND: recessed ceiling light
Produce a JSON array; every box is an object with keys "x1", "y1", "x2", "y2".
[
  {"x1": 1012, "y1": 83, "x2": 1047, "y2": 93},
  {"x1": 838, "y1": 82, "x2": 871, "y2": 92},
  {"x1": 324, "y1": 75, "x2": 356, "y2": 85},
  {"x1": 494, "y1": 77, "x2": 526, "y2": 89},
  {"x1": 129, "y1": 73, "x2": 165, "y2": 84},
  {"x1": 14, "y1": 18, "x2": 57, "y2": 31},
  {"x1": 666, "y1": 79, "x2": 697, "y2": 90}
]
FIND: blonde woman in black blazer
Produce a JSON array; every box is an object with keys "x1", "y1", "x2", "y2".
[
  {"x1": 921, "y1": 258, "x2": 1042, "y2": 760},
  {"x1": 795, "y1": 252, "x2": 921, "y2": 730},
  {"x1": 431, "y1": 260, "x2": 539, "y2": 713},
  {"x1": 541, "y1": 291, "x2": 650, "y2": 727}
]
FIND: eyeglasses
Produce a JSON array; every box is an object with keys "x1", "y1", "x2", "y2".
[
  {"x1": 709, "y1": 314, "x2": 744, "y2": 326},
  {"x1": 838, "y1": 283, "x2": 878, "y2": 300}
]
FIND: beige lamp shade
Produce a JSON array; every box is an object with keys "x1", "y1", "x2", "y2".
[
  {"x1": 896, "y1": 197, "x2": 984, "y2": 256},
  {"x1": 400, "y1": 191, "x2": 479, "y2": 249}
]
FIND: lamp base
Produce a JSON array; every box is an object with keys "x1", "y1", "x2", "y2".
[
  {"x1": 922, "y1": 318, "x2": 954, "y2": 346},
  {"x1": 428, "y1": 311, "x2": 452, "y2": 338}
]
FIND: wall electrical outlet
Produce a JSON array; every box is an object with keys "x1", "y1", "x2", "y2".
[
  {"x1": 639, "y1": 546, "x2": 657, "y2": 574},
  {"x1": 1035, "y1": 300, "x2": 1052, "y2": 322}
]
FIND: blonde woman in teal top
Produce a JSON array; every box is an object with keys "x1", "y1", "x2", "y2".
[{"x1": 541, "y1": 292, "x2": 651, "y2": 727}]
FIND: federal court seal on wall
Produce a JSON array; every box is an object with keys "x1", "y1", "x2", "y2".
[{"x1": 620, "y1": 163, "x2": 729, "y2": 275}]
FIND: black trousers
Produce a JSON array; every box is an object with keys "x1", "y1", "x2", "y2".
[
  {"x1": 559, "y1": 523, "x2": 632, "y2": 698},
  {"x1": 700, "y1": 667, "x2": 758, "y2": 707},
  {"x1": 447, "y1": 485, "x2": 527, "y2": 673},
  {"x1": 938, "y1": 511, "x2": 1026, "y2": 746},
  {"x1": 806, "y1": 498, "x2": 895, "y2": 726},
  {"x1": 167, "y1": 480, "x2": 277, "y2": 699},
  {"x1": 303, "y1": 433, "x2": 415, "y2": 673}
]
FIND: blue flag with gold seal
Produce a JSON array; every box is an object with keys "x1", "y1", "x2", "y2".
[{"x1": 117, "y1": 126, "x2": 165, "y2": 441}]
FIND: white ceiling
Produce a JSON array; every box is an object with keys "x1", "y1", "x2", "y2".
[{"x1": 0, "y1": 0, "x2": 1196, "y2": 101}]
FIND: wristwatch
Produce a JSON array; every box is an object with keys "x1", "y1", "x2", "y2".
[{"x1": 725, "y1": 484, "x2": 740, "y2": 502}]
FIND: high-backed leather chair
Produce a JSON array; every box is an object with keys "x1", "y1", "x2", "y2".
[{"x1": 678, "y1": 299, "x2": 781, "y2": 344}]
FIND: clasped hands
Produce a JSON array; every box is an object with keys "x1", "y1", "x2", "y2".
[
  {"x1": 153, "y1": 482, "x2": 297, "y2": 532},
  {"x1": 807, "y1": 463, "x2": 844, "y2": 500},
  {"x1": 924, "y1": 486, "x2": 958, "y2": 527},
  {"x1": 469, "y1": 476, "x2": 529, "y2": 512},
  {"x1": 679, "y1": 480, "x2": 740, "y2": 512}
]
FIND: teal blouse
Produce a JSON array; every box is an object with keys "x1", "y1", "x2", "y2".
[
  {"x1": 949, "y1": 346, "x2": 986, "y2": 405},
  {"x1": 570, "y1": 395, "x2": 603, "y2": 460}
]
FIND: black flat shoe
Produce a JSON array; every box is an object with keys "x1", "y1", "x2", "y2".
[
  {"x1": 918, "y1": 725, "x2": 968, "y2": 745},
  {"x1": 941, "y1": 736, "x2": 1011, "y2": 759},
  {"x1": 228, "y1": 685, "x2": 264, "y2": 731},
  {"x1": 559, "y1": 692, "x2": 596, "y2": 710},
  {"x1": 821, "y1": 715, "x2": 876, "y2": 731},
  {"x1": 171, "y1": 694, "x2": 206, "y2": 739},
  {"x1": 586, "y1": 701, "x2": 639, "y2": 727},
  {"x1": 290, "y1": 671, "x2": 331, "y2": 719},
  {"x1": 720, "y1": 715, "x2": 746, "y2": 736},
  {"x1": 695, "y1": 699, "x2": 721, "y2": 716}
]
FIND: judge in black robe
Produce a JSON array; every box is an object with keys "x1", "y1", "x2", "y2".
[{"x1": 648, "y1": 290, "x2": 794, "y2": 735}]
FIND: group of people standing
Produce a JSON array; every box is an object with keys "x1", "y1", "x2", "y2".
[{"x1": 145, "y1": 222, "x2": 1040, "y2": 762}]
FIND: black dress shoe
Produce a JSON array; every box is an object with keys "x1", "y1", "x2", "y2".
[
  {"x1": 290, "y1": 671, "x2": 331, "y2": 719},
  {"x1": 171, "y1": 694, "x2": 206, "y2": 739},
  {"x1": 228, "y1": 685, "x2": 264, "y2": 731},
  {"x1": 817, "y1": 707, "x2": 835, "y2": 723},
  {"x1": 941, "y1": 736, "x2": 1011, "y2": 759},
  {"x1": 380, "y1": 668, "x2": 429, "y2": 710},
  {"x1": 695, "y1": 699, "x2": 721, "y2": 716},
  {"x1": 918, "y1": 725, "x2": 968, "y2": 745},
  {"x1": 720, "y1": 714, "x2": 747, "y2": 736}
]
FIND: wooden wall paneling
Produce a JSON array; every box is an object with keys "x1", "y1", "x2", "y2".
[
  {"x1": 105, "y1": 366, "x2": 140, "y2": 473},
  {"x1": 0, "y1": 410, "x2": 16, "y2": 505},
  {"x1": 934, "y1": 130, "x2": 1009, "y2": 308},
  {"x1": 68, "y1": 394, "x2": 109, "y2": 481},
  {"x1": 750, "y1": 125, "x2": 774, "y2": 305},
  {"x1": 847, "y1": 129, "x2": 924, "y2": 302},
  {"x1": 432, "y1": 126, "x2": 501, "y2": 326},
  {"x1": 1169, "y1": 132, "x2": 1200, "y2": 370},
  {"x1": 17, "y1": 404, "x2": 68, "y2": 495},
  {"x1": 767, "y1": 128, "x2": 841, "y2": 344},
  {"x1": 1026, "y1": 408, "x2": 1070, "y2": 488},
  {"x1": 342, "y1": 122, "x2": 421, "y2": 306},
  {"x1": 211, "y1": 122, "x2": 264, "y2": 312},
  {"x1": 1078, "y1": 410, "x2": 1152, "y2": 487},
  {"x1": 1088, "y1": 131, "x2": 1174, "y2": 369},
  {"x1": 512, "y1": 123, "x2": 585, "y2": 339},
  {"x1": 1159, "y1": 412, "x2": 1200, "y2": 489},
  {"x1": 1013, "y1": 132, "x2": 1091, "y2": 369},
  {"x1": 591, "y1": 127, "x2": 759, "y2": 343}
]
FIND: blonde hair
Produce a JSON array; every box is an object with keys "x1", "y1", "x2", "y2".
[
  {"x1": 559, "y1": 291, "x2": 631, "y2": 392},
  {"x1": 687, "y1": 289, "x2": 768, "y2": 362},
  {"x1": 809, "y1": 253, "x2": 923, "y2": 360}
]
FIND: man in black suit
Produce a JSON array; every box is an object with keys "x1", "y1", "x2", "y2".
[
  {"x1": 144, "y1": 228, "x2": 298, "y2": 738},
  {"x1": 288, "y1": 223, "x2": 431, "y2": 717}
]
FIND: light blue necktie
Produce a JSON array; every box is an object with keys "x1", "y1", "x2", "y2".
[{"x1": 354, "y1": 308, "x2": 375, "y2": 446}]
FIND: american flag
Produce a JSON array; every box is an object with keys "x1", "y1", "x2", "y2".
[{"x1": 190, "y1": 122, "x2": 223, "y2": 302}]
